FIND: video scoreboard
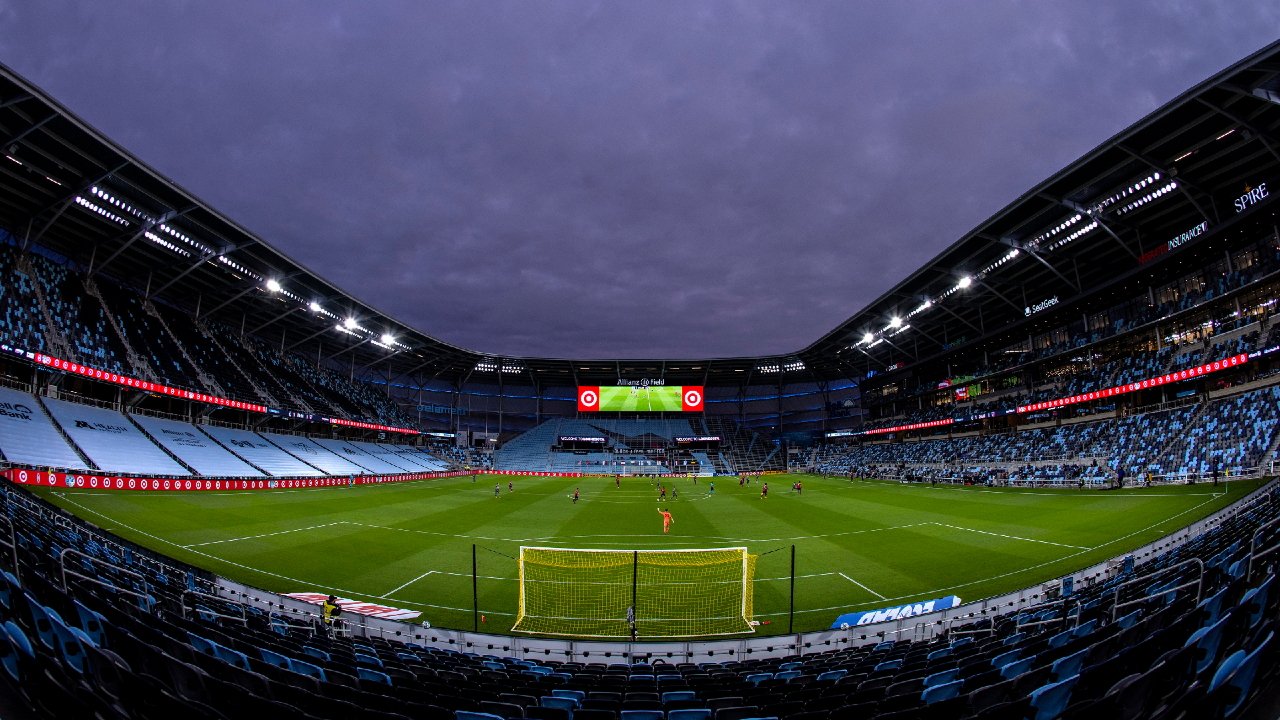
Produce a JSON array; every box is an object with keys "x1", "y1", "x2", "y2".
[{"x1": 577, "y1": 385, "x2": 704, "y2": 412}]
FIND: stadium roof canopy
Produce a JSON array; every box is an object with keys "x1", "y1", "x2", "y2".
[{"x1": 2, "y1": 40, "x2": 1280, "y2": 389}]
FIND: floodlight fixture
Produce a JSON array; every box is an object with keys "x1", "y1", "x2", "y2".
[
  {"x1": 889, "y1": 317, "x2": 902, "y2": 328},
  {"x1": 265, "y1": 279, "x2": 282, "y2": 292},
  {"x1": 862, "y1": 332, "x2": 875, "y2": 344},
  {"x1": 381, "y1": 333, "x2": 395, "y2": 345},
  {"x1": 344, "y1": 317, "x2": 357, "y2": 329},
  {"x1": 309, "y1": 301, "x2": 322, "y2": 312},
  {"x1": 958, "y1": 276, "x2": 972, "y2": 289}
]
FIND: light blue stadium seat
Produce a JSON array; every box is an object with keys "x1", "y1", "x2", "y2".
[
  {"x1": 553, "y1": 690, "x2": 585, "y2": 705},
  {"x1": 215, "y1": 644, "x2": 251, "y2": 671},
  {"x1": 1029, "y1": 675, "x2": 1079, "y2": 720},
  {"x1": 744, "y1": 673, "x2": 772, "y2": 686},
  {"x1": 667, "y1": 710, "x2": 711, "y2": 720},
  {"x1": 817, "y1": 669, "x2": 846, "y2": 682},
  {"x1": 187, "y1": 632, "x2": 218, "y2": 656},
  {"x1": 542, "y1": 697, "x2": 578, "y2": 711},
  {"x1": 921, "y1": 679, "x2": 963, "y2": 705},
  {"x1": 1185, "y1": 612, "x2": 1231, "y2": 674},
  {"x1": 358, "y1": 667, "x2": 392, "y2": 685},
  {"x1": 661, "y1": 691, "x2": 697, "y2": 704},
  {"x1": 923, "y1": 668, "x2": 957, "y2": 688},
  {"x1": 999, "y1": 656, "x2": 1035, "y2": 680},
  {"x1": 1051, "y1": 648, "x2": 1088, "y2": 682},
  {"x1": 291, "y1": 658, "x2": 326, "y2": 680}
]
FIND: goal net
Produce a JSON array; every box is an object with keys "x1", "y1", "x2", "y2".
[{"x1": 512, "y1": 547, "x2": 757, "y2": 638}]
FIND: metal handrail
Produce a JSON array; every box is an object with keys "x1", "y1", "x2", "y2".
[
  {"x1": 0, "y1": 515, "x2": 17, "y2": 581},
  {"x1": 1014, "y1": 597, "x2": 1082, "y2": 632},
  {"x1": 1111, "y1": 557, "x2": 1204, "y2": 621},
  {"x1": 181, "y1": 589, "x2": 248, "y2": 626},
  {"x1": 58, "y1": 547, "x2": 153, "y2": 602},
  {"x1": 1248, "y1": 516, "x2": 1280, "y2": 581}
]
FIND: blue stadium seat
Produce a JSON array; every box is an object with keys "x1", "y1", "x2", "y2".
[
  {"x1": 1028, "y1": 674, "x2": 1079, "y2": 720},
  {"x1": 921, "y1": 678, "x2": 963, "y2": 705}
]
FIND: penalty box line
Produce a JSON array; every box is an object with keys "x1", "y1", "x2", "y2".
[{"x1": 52, "y1": 494, "x2": 516, "y2": 618}]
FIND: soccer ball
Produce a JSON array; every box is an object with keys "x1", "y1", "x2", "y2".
[
  {"x1": 422, "y1": 620, "x2": 431, "y2": 629},
  {"x1": 840, "y1": 623, "x2": 850, "y2": 630}
]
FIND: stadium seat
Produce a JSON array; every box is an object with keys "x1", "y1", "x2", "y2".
[
  {"x1": 662, "y1": 691, "x2": 697, "y2": 704},
  {"x1": 459, "y1": 712, "x2": 508, "y2": 720},
  {"x1": 999, "y1": 657, "x2": 1035, "y2": 680},
  {"x1": 920, "y1": 678, "x2": 963, "y2": 705},
  {"x1": 358, "y1": 667, "x2": 393, "y2": 685},
  {"x1": 1185, "y1": 613, "x2": 1231, "y2": 674},
  {"x1": 620, "y1": 711, "x2": 664, "y2": 720},
  {"x1": 1028, "y1": 674, "x2": 1079, "y2": 720},
  {"x1": 667, "y1": 709, "x2": 712, "y2": 720},
  {"x1": 923, "y1": 669, "x2": 957, "y2": 688}
]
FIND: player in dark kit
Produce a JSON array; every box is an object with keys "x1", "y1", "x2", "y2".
[
  {"x1": 573, "y1": 488, "x2": 580, "y2": 504},
  {"x1": 760, "y1": 482, "x2": 768, "y2": 499}
]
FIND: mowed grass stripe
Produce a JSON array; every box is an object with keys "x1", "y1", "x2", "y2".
[{"x1": 29, "y1": 474, "x2": 1261, "y2": 636}]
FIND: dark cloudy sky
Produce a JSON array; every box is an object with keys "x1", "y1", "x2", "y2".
[{"x1": 1, "y1": 2, "x2": 1277, "y2": 358}]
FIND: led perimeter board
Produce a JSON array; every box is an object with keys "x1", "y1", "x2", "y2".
[{"x1": 578, "y1": 386, "x2": 703, "y2": 412}]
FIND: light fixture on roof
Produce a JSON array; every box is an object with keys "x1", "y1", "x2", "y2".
[
  {"x1": 889, "y1": 317, "x2": 902, "y2": 328},
  {"x1": 957, "y1": 276, "x2": 972, "y2": 289},
  {"x1": 344, "y1": 318, "x2": 357, "y2": 329},
  {"x1": 309, "y1": 301, "x2": 322, "y2": 312},
  {"x1": 381, "y1": 333, "x2": 395, "y2": 345},
  {"x1": 266, "y1": 279, "x2": 281, "y2": 292},
  {"x1": 862, "y1": 332, "x2": 875, "y2": 344}
]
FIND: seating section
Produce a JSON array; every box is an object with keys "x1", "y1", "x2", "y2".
[
  {"x1": 303, "y1": 437, "x2": 386, "y2": 473},
  {"x1": 3, "y1": 478, "x2": 1280, "y2": 720},
  {"x1": 0, "y1": 386, "x2": 88, "y2": 470},
  {"x1": 130, "y1": 415, "x2": 265, "y2": 478},
  {"x1": 198, "y1": 425, "x2": 326, "y2": 477},
  {"x1": 819, "y1": 385, "x2": 1280, "y2": 484},
  {"x1": 41, "y1": 397, "x2": 190, "y2": 476},
  {"x1": 345, "y1": 441, "x2": 416, "y2": 473},
  {"x1": 271, "y1": 437, "x2": 369, "y2": 476}
]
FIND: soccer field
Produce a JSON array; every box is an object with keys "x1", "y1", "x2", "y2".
[
  {"x1": 27, "y1": 474, "x2": 1262, "y2": 637},
  {"x1": 598, "y1": 386, "x2": 683, "y2": 411}
]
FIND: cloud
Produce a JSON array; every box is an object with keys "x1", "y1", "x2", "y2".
[{"x1": 2, "y1": 0, "x2": 1277, "y2": 357}]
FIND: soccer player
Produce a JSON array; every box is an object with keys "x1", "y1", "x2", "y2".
[
  {"x1": 672, "y1": 487, "x2": 678, "y2": 500},
  {"x1": 657, "y1": 508, "x2": 673, "y2": 534},
  {"x1": 760, "y1": 482, "x2": 768, "y2": 499},
  {"x1": 471, "y1": 469, "x2": 476, "y2": 484},
  {"x1": 709, "y1": 481, "x2": 715, "y2": 495},
  {"x1": 796, "y1": 480, "x2": 802, "y2": 495},
  {"x1": 659, "y1": 486, "x2": 667, "y2": 501},
  {"x1": 615, "y1": 474, "x2": 621, "y2": 488},
  {"x1": 573, "y1": 488, "x2": 580, "y2": 504},
  {"x1": 494, "y1": 483, "x2": 500, "y2": 498},
  {"x1": 508, "y1": 481, "x2": 513, "y2": 493}
]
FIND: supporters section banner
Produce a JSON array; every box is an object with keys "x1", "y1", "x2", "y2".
[
  {"x1": 830, "y1": 595, "x2": 962, "y2": 628},
  {"x1": 2, "y1": 467, "x2": 466, "y2": 491},
  {"x1": 577, "y1": 385, "x2": 704, "y2": 411}
]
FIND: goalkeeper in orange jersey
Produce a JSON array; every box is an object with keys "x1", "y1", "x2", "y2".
[{"x1": 657, "y1": 508, "x2": 673, "y2": 534}]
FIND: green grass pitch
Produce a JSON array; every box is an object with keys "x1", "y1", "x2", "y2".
[
  {"x1": 27, "y1": 474, "x2": 1262, "y2": 637},
  {"x1": 598, "y1": 386, "x2": 683, "y2": 412}
]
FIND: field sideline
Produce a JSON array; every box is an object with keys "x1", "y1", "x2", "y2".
[{"x1": 26, "y1": 473, "x2": 1263, "y2": 637}]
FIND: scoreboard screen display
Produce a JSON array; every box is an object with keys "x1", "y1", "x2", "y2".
[{"x1": 578, "y1": 385, "x2": 704, "y2": 412}]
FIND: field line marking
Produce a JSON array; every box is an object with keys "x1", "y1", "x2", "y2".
[
  {"x1": 182, "y1": 522, "x2": 346, "y2": 547},
  {"x1": 928, "y1": 522, "x2": 1088, "y2": 549},
  {"x1": 51, "y1": 493, "x2": 513, "y2": 616},
  {"x1": 754, "y1": 490, "x2": 1231, "y2": 618},
  {"x1": 838, "y1": 573, "x2": 887, "y2": 600},
  {"x1": 381, "y1": 570, "x2": 437, "y2": 597}
]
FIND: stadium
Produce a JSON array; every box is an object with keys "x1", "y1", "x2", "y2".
[{"x1": 3, "y1": 22, "x2": 1280, "y2": 720}]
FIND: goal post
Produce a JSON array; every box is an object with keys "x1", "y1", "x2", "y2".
[{"x1": 512, "y1": 547, "x2": 757, "y2": 638}]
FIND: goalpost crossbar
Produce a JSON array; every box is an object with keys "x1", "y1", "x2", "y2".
[{"x1": 512, "y1": 546, "x2": 757, "y2": 638}]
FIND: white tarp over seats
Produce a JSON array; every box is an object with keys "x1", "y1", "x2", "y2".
[
  {"x1": 307, "y1": 438, "x2": 381, "y2": 473},
  {"x1": 267, "y1": 434, "x2": 366, "y2": 475},
  {"x1": 43, "y1": 397, "x2": 189, "y2": 476},
  {"x1": 376, "y1": 444, "x2": 433, "y2": 470},
  {"x1": 131, "y1": 415, "x2": 264, "y2": 478},
  {"x1": 0, "y1": 387, "x2": 89, "y2": 470},
  {"x1": 404, "y1": 448, "x2": 455, "y2": 471},
  {"x1": 199, "y1": 425, "x2": 325, "y2": 477},
  {"x1": 343, "y1": 441, "x2": 412, "y2": 473}
]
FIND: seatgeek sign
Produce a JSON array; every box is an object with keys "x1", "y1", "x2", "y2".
[
  {"x1": 857, "y1": 353, "x2": 1249, "y2": 436},
  {"x1": 3, "y1": 468, "x2": 467, "y2": 491},
  {"x1": 830, "y1": 596, "x2": 962, "y2": 628},
  {"x1": 2, "y1": 344, "x2": 418, "y2": 435}
]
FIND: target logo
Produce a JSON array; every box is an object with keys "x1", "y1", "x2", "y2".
[
  {"x1": 578, "y1": 386, "x2": 600, "y2": 411},
  {"x1": 682, "y1": 386, "x2": 704, "y2": 411}
]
